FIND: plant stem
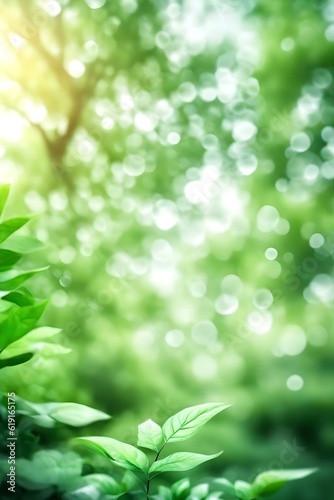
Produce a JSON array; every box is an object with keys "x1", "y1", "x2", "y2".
[{"x1": 146, "y1": 446, "x2": 164, "y2": 500}]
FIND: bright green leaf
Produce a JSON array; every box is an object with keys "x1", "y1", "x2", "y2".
[
  {"x1": 149, "y1": 451, "x2": 223, "y2": 475},
  {"x1": 191, "y1": 483, "x2": 210, "y2": 499},
  {"x1": 75, "y1": 436, "x2": 150, "y2": 473},
  {"x1": 0, "y1": 217, "x2": 33, "y2": 244},
  {"x1": 234, "y1": 480, "x2": 252, "y2": 500},
  {"x1": 171, "y1": 477, "x2": 191, "y2": 499},
  {"x1": 0, "y1": 185, "x2": 10, "y2": 218},
  {"x1": 2, "y1": 235, "x2": 45, "y2": 254},
  {"x1": 0, "y1": 267, "x2": 49, "y2": 291},
  {"x1": 0, "y1": 301, "x2": 47, "y2": 351},
  {"x1": 138, "y1": 419, "x2": 164, "y2": 451},
  {"x1": 49, "y1": 403, "x2": 110, "y2": 427},
  {"x1": 162, "y1": 403, "x2": 230, "y2": 443},
  {"x1": 250, "y1": 469, "x2": 317, "y2": 497},
  {"x1": 214, "y1": 478, "x2": 236, "y2": 496}
]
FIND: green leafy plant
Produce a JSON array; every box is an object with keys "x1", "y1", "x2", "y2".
[
  {"x1": 0, "y1": 184, "x2": 64, "y2": 369},
  {"x1": 214, "y1": 468, "x2": 317, "y2": 499},
  {"x1": 75, "y1": 403, "x2": 230, "y2": 499}
]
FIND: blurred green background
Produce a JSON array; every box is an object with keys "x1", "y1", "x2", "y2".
[{"x1": 0, "y1": 0, "x2": 334, "y2": 497}]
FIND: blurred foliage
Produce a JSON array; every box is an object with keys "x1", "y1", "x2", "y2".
[{"x1": 0, "y1": 0, "x2": 334, "y2": 498}]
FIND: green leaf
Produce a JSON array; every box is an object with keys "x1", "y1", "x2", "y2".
[
  {"x1": 250, "y1": 469, "x2": 317, "y2": 497},
  {"x1": 234, "y1": 480, "x2": 251, "y2": 500},
  {"x1": 162, "y1": 403, "x2": 230, "y2": 444},
  {"x1": 0, "y1": 300, "x2": 47, "y2": 350},
  {"x1": 191, "y1": 483, "x2": 210, "y2": 499},
  {"x1": 0, "y1": 352, "x2": 33, "y2": 369},
  {"x1": 0, "y1": 327, "x2": 62, "y2": 360},
  {"x1": 149, "y1": 451, "x2": 223, "y2": 475},
  {"x1": 2, "y1": 288, "x2": 36, "y2": 306},
  {"x1": 0, "y1": 249, "x2": 21, "y2": 271},
  {"x1": 138, "y1": 419, "x2": 164, "y2": 452},
  {"x1": 75, "y1": 436, "x2": 150, "y2": 473},
  {"x1": 214, "y1": 478, "x2": 236, "y2": 496},
  {"x1": 0, "y1": 267, "x2": 48, "y2": 291},
  {"x1": 171, "y1": 478, "x2": 191, "y2": 499},
  {"x1": 2, "y1": 235, "x2": 45, "y2": 254},
  {"x1": 48, "y1": 403, "x2": 110, "y2": 427},
  {"x1": 0, "y1": 217, "x2": 33, "y2": 244},
  {"x1": 0, "y1": 184, "x2": 10, "y2": 218},
  {"x1": 16, "y1": 450, "x2": 83, "y2": 491}
]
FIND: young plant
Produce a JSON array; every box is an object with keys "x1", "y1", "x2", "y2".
[{"x1": 75, "y1": 402, "x2": 230, "y2": 499}]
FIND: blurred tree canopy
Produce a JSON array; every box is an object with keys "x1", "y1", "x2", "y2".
[{"x1": 0, "y1": 0, "x2": 334, "y2": 498}]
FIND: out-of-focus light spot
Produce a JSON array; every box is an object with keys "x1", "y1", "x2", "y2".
[
  {"x1": 102, "y1": 117, "x2": 115, "y2": 130},
  {"x1": 191, "y1": 320, "x2": 218, "y2": 346},
  {"x1": 165, "y1": 329, "x2": 185, "y2": 348},
  {"x1": 151, "y1": 239, "x2": 173, "y2": 261},
  {"x1": 178, "y1": 82, "x2": 197, "y2": 102},
  {"x1": 45, "y1": 1, "x2": 62, "y2": 16},
  {"x1": 23, "y1": 102, "x2": 47, "y2": 124},
  {"x1": 0, "y1": 111, "x2": 25, "y2": 142},
  {"x1": 192, "y1": 354, "x2": 218, "y2": 380},
  {"x1": 274, "y1": 218, "x2": 290, "y2": 235},
  {"x1": 221, "y1": 274, "x2": 243, "y2": 295},
  {"x1": 321, "y1": 161, "x2": 334, "y2": 179},
  {"x1": 49, "y1": 191, "x2": 68, "y2": 211},
  {"x1": 51, "y1": 290, "x2": 68, "y2": 308},
  {"x1": 59, "y1": 272, "x2": 72, "y2": 287},
  {"x1": 200, "y1": 87, "x2": 217, "y2": 102},
  {"x1": 9, "y1": 33, "x2": 26, "y2": 48},
  {"x1": 189, "y1": 280, "x2": 207, "y2": 297},
  {"x1": 287, "y1": 374, "x2": 304, "y2": 391},
  {"x1": 290, "y1": 132, "x2": 311, "y2": 152},
  {"x1": 304, "y1": 164, "x2": 319, "y2": 182},
  {"x1": 215, "y1": 294, "x2": 239, "y2": 315},
  {"x1": 59, "y1": 246, "x2": 76, "y2": 264},
  {"x1": 167, "y1": 132, "x2": 181, "y2": 145},
  {"x1": 83, "y1": 40, "x2": 99, "y2": 62},
  {"x1": 89, "y1": 196, "x2": 104, "y2": 212},
  {"x1": 134, "y1": 112, "x2": 154, "y2": 132},
  {"x1": 124, "y1": 155, "x2": 145, "y2": 176},
  {"x1": 265, "y1": 247, "x2": 278, "y2": 260},
  {"x1": 232, "y1": 120, "x2": 257, "y2": 142},
  {"x1": 279, "y1": 326, "x2": 307, "y2": 356},
  {"x1": 67, "y1": 60, "x2": 86, "y2": 78},
  {"x1": 253, "y1": 289, "x2": 273, "y2": 309},
  {"x1": 247, "y1": 310, "x2": 272, "y2": 334},
  {"x1": 267, "y1": 261, "x2": 282, "y2": 278},
  {"x1": 133, "y1": 329, "x2": 154, "y2": 354},
  {"x1": 325, "y1": 24, "x2": 334, "y2": 41},
  {"x1": 25, "y1": 191, "x2": 47, "y2": 213},
  {"x1": 153, "y1": 200, "x2": 178, "y2": 230},
  {"x1": 281, "y1": 37, "x2": 295, "y2": 51},
  {"x1": 84, "y1": 0, "x2": 106, "y2": 8},
  {"x1": 308, "y1": 274, "x2": 334, "y2": 304},
  {"x1": 237, "y1": 155, "x2": 258, "y2": 176},
  {"x1": 206, "y1": 213, "x2": 231, "y2": 233},
  {"x1": 257, "y1": 205, "x2": 280, "y2": 233},
  {"x1": 309, "y1": 233, "x2": 324, "y2": 249}
]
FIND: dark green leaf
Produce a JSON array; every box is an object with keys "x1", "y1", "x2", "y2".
[
  {"x1": 0, "y1": 352, "x2": 33, "y2": 369},
  {"x1": 0, "y1": 249, "x2": 21, "y2": 271}
]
